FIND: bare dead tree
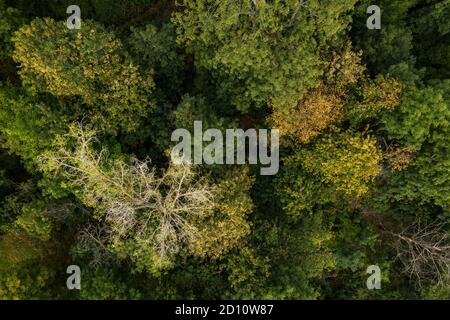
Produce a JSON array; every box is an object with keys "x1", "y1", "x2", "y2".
[
  {"x1": 386, "y1": 222, "x2": 450, "y2": 287},
  {"x1": 39, "y1": 124, "x2": 216, "y2": 266},
  {"x1": 41, "y1": 201, "x2": 81, "y2": 222},
  {"x1": 76, "y1": 224, "x2": 116, "y2": 268}
]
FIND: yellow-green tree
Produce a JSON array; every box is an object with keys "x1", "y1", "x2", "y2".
[{"x1": 12, "y1": 18, "x2": 154, "y2": 134}]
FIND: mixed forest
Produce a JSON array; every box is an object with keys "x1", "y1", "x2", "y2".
[{"x1": 0, "y1": 0, "x2": 449, "y2": 299}]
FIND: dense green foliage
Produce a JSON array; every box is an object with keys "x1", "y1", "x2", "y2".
[{"x1": 0, "y1": 0, "x2": 449, "y2": 300}]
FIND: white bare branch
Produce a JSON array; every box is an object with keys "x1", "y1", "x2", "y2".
[
  {"x1": 387, "y1": 222, "x2": 450, "y2": 287},
  {"x1": 39, "y1": 124, "x2": 217, "y2": 266}
]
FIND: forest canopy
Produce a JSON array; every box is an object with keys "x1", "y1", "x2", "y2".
[{"x1": 0, "y1": 0, "x2": 449, "y2": 300}]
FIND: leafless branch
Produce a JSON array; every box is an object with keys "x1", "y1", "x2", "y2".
[
  {"x1": 386, "y1": 222, "x2": 450, "y2": 287},
  {"x1": 39, "y1": 124, "x2": 217, "y2": 266}
]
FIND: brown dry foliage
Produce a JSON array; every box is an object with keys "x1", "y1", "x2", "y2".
[
  {"x1": 271, "y1": 86, "x2": 342, "y2": 144},
  {"x1": 384, "y1": 145, "x2": 416, "y2": 171},
  {"x1": 270, "y1": 46, "x2": 365, "y2": 144}
]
